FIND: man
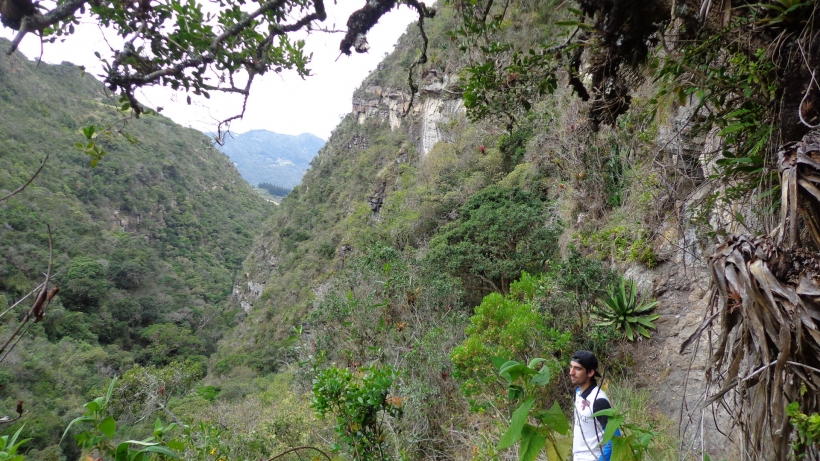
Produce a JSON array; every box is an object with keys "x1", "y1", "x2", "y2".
[{"x1": 570, "y1": 350, "x2": 617, "y2": 461}]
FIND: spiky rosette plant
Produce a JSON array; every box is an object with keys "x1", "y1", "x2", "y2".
[{"x1": 595, "y1": 279, "x2": 659, "y2": 341}]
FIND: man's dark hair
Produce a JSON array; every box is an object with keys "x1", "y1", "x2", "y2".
[{"x1": 571, "y1": 350, "x2": 602, "y2": 378}]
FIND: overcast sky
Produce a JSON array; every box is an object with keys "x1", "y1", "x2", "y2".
[{"x1": 1, "y1": 2, "x2": 418, "y2": 140}]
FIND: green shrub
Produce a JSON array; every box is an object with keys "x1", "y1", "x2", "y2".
[
  {"x1": 312, "y1": 365, "x2": 402, "y2": 461},
  {"x1": 787, "y1": 402, "x2": 820, "y2": 459},
  {"x1": 425, "y1": 185, "x2": 561, "y2": 294},
  {"x1": 451, "y1": 273, "x2": 571, "y2": 402}
]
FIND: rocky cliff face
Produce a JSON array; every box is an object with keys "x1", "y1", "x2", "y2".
[{"x1": 351, "y1": 70, "x2": 464, "y2": 156}]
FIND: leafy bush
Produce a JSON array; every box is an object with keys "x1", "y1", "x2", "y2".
[
  {"x1": 63, "y1": 379, "x2": 182, "y2": 461},
  {"x1": 312, "y1": 365, "x2": 402, "y2": 461},
  {"x1": 549, "y1": 247, "x2": 619, "y2": 329},
  {"x1": 451, "y1": 273, "x2": 571, "y2": 402},
  {"x1": 595, "y1": 279, "x2": 659, "y2": 341},
  {"x1": 498, "y1": 126, "x2": 533, "y2": 170},
  {"x1": 139, "y1": 324, "x2": 206, "y2": 366},
  {"x1": 787, "y1": 402, "x2": 820, "y2": 459},
  {"x1": 425, "y1": 185, "x2": 561, "y2": 295},
  {"x1": 492, "y1": 357, "x2": 570, "y2": 461},
  {"x1": 257, "y1": 182, "x2": 291, "y2": 197}
]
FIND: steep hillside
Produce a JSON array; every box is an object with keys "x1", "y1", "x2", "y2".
[
  {"x1": 214, "y1": 130, "x2": 325, "y2": 189},
  {"x1": 0, "y1": 39, "x2": 271, "y2": 456},
  {"x1": 221, "y1": 1, "x2": 820, "y2": 460}
]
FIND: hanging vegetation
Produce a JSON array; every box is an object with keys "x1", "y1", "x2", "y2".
[{"x1": 688, "y1": 132, "x2": 820, "y2": 460}]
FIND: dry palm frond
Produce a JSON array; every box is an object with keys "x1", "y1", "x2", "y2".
[{"x1": 684, "y1": 132, "x2": 820, "y2": 460}]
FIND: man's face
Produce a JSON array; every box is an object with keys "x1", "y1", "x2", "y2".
[{"x1": 569, "y1": 361, "x2": 594, "y2": 387}]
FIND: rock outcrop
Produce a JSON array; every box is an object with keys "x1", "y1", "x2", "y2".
[{"x1": 352, "y1": 70, "x2": 464, "y2": 156}]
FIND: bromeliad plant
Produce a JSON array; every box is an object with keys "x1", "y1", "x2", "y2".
[
  {"x1": 492, "y1": 357, "x2": 571, "y2": 461},
  {"x1": 595, "y1": 279, "x2": 659, "y2": 341}
]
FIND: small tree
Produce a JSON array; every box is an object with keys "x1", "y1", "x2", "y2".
[{"x1": 312, "y1": 365, "x2": 402, "y2": 461}]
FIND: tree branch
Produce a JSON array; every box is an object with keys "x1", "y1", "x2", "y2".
[
  {"x1": 6, "y1": 0, "x2": 87, "y2": 54},
  {"x1": 340, "y1": 0, "x2": 398, "y2": 56}
]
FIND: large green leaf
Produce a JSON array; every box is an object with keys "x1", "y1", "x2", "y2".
[
  {"x1": 635, "y1": 316, "x2": 658, "y2": 328},
  {"x1": 611, "y1": 436, "x2": 630, "y2": 461},
  {"x1": 527, "y1": 358, "x2": 547, "y2": 369},
  {"x1": 498, "y1": 398, "x2": 535, "y2": 450},
  {"x1": 500, "y1": 363, "x2": 536, "y2": 383},
  {"x1": 60, "y1": 416, "x2": 96, "y2": 443},
  {"x1": 544, "y1": 436, "x2": 572, "y2": 461},
  {"x1": 624, "y1": 323, "x2": 634, "y2": 341},
  {"x1": 99, "y1": 415, "x2": 116, "y2": 438},
  {"x1": 518, "y1": 425, "x2": 546, "y2": 461},
  {"x1": 85, "y1": 400, "x2": 100, "y2": 413},
  {"x1": 530, "y1": 366, "x2": 551, "y2": 386},
  {"x1": 599, "y1": 416, "x2": 624, "y2": 446},
  {"x1": 633, "y1": 300, "x2": 659, "y2": 313},
  {"x1": 537, "y1": 401, "x2": 569, "y2": 435},
  {"x1": 115, "y1": 442, "x2": 130, "y2": 461},
  {"x1": 491, "y1": 356, "x2": 512, "y2": 370},
  {"x1": 139, "y1": 445, "x2": 180, "y2": 459}
]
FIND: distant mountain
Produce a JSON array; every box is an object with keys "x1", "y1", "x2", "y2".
[{"x1": 213, "y1": 130, "x2": 325, "y2": 188}]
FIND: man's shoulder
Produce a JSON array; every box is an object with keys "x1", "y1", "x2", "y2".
[
  {"x1": 591, "y1": 388, "x2": 612, "y2": 411},
  {"x1": 593, "y1": 387, "x2": 610, "y2": 401}
]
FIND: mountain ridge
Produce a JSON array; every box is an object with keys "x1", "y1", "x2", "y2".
[{"x1": 212, "y1": 129, "x2": 325, "y2": 189}]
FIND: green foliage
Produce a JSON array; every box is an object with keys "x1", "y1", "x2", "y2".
[
  {"x1": 451, "y1": 273, "x2": 571, "y2": 401},
  {"x1": 604, "y1": 384, "x2": 679, "y2": 460},
  {"x1": 498, "y1": 127, "x2": 534, "y2": 170},
  {"x1": 652, "y1": 17, "x2": 779, "y2": 193},
  {"x1": 447, "y1": 1, "x2": 561, "y2": 126},
  {"x1": 550, "y1": 247, "x2": 619, "y2": 327},
  {"x1": 60, "y1": 257, "x2": 109, "y2": 312},
  {"x1": 195, "y1": 386, "x2": 220, "y2": 402},
  {"x1": 492, "y1": 358, "x2": 570, "y2": 461},
  {"x1": 579, "y1": 223, "x2": 658, "y2": 268},
  {"x1": 0, "y1": 53, "x2": 269, "y2": 393},
  {"x1": 595, "y1": 279, "x2": 659, "y2": 341},
  {"x1": 306, "y1": 241, "x2": 467, "y2": 460},
  {"x1": 312, "y1": 365, "x2": 402, "y2": 461},
  {"x1": 426, "y1": 185, "x2": 561, "y2": 294},
  {"x1": 0, "y1": 426, "x2": 29, "y2": 461},
  {"x1": 787, "y1": 401, "x2": 820, "y2": 459},
  {"x1": 591, "y1": 407, "x2": 657, "y2": 461},
  {"x1": 64, "y1": 379, "x2": 182, "y2": 461},
  {"x1": 257, "y1": 182, "x2": 291, "y2": 197},
  {"x1": 139, "y1": 324, "x2": 206, "y2": 366},
  {"x1": 461, "y1": 50, "x2": 557, "y2": 125},
  {"x1": 110, "y1": 359, "x2": 204, "y2": 421}
]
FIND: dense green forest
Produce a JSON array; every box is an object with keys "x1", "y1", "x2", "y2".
[
  {"x1": 3, "y1": 0, "x2": 820, "y2": 460},
  {"x1": 0, "y1": 40, "x2": 273, "y2": 458}
]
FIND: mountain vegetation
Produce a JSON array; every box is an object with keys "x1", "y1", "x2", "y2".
[
  {"x1": 0, "y1": 42, "x2": 272, "y2": 458},
  {"x1": 213, "y1": 131, "x2": 325, "y2": 189},
  {"x1": 3, "y1": 0, "x2": 820, "y2": 460}
]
